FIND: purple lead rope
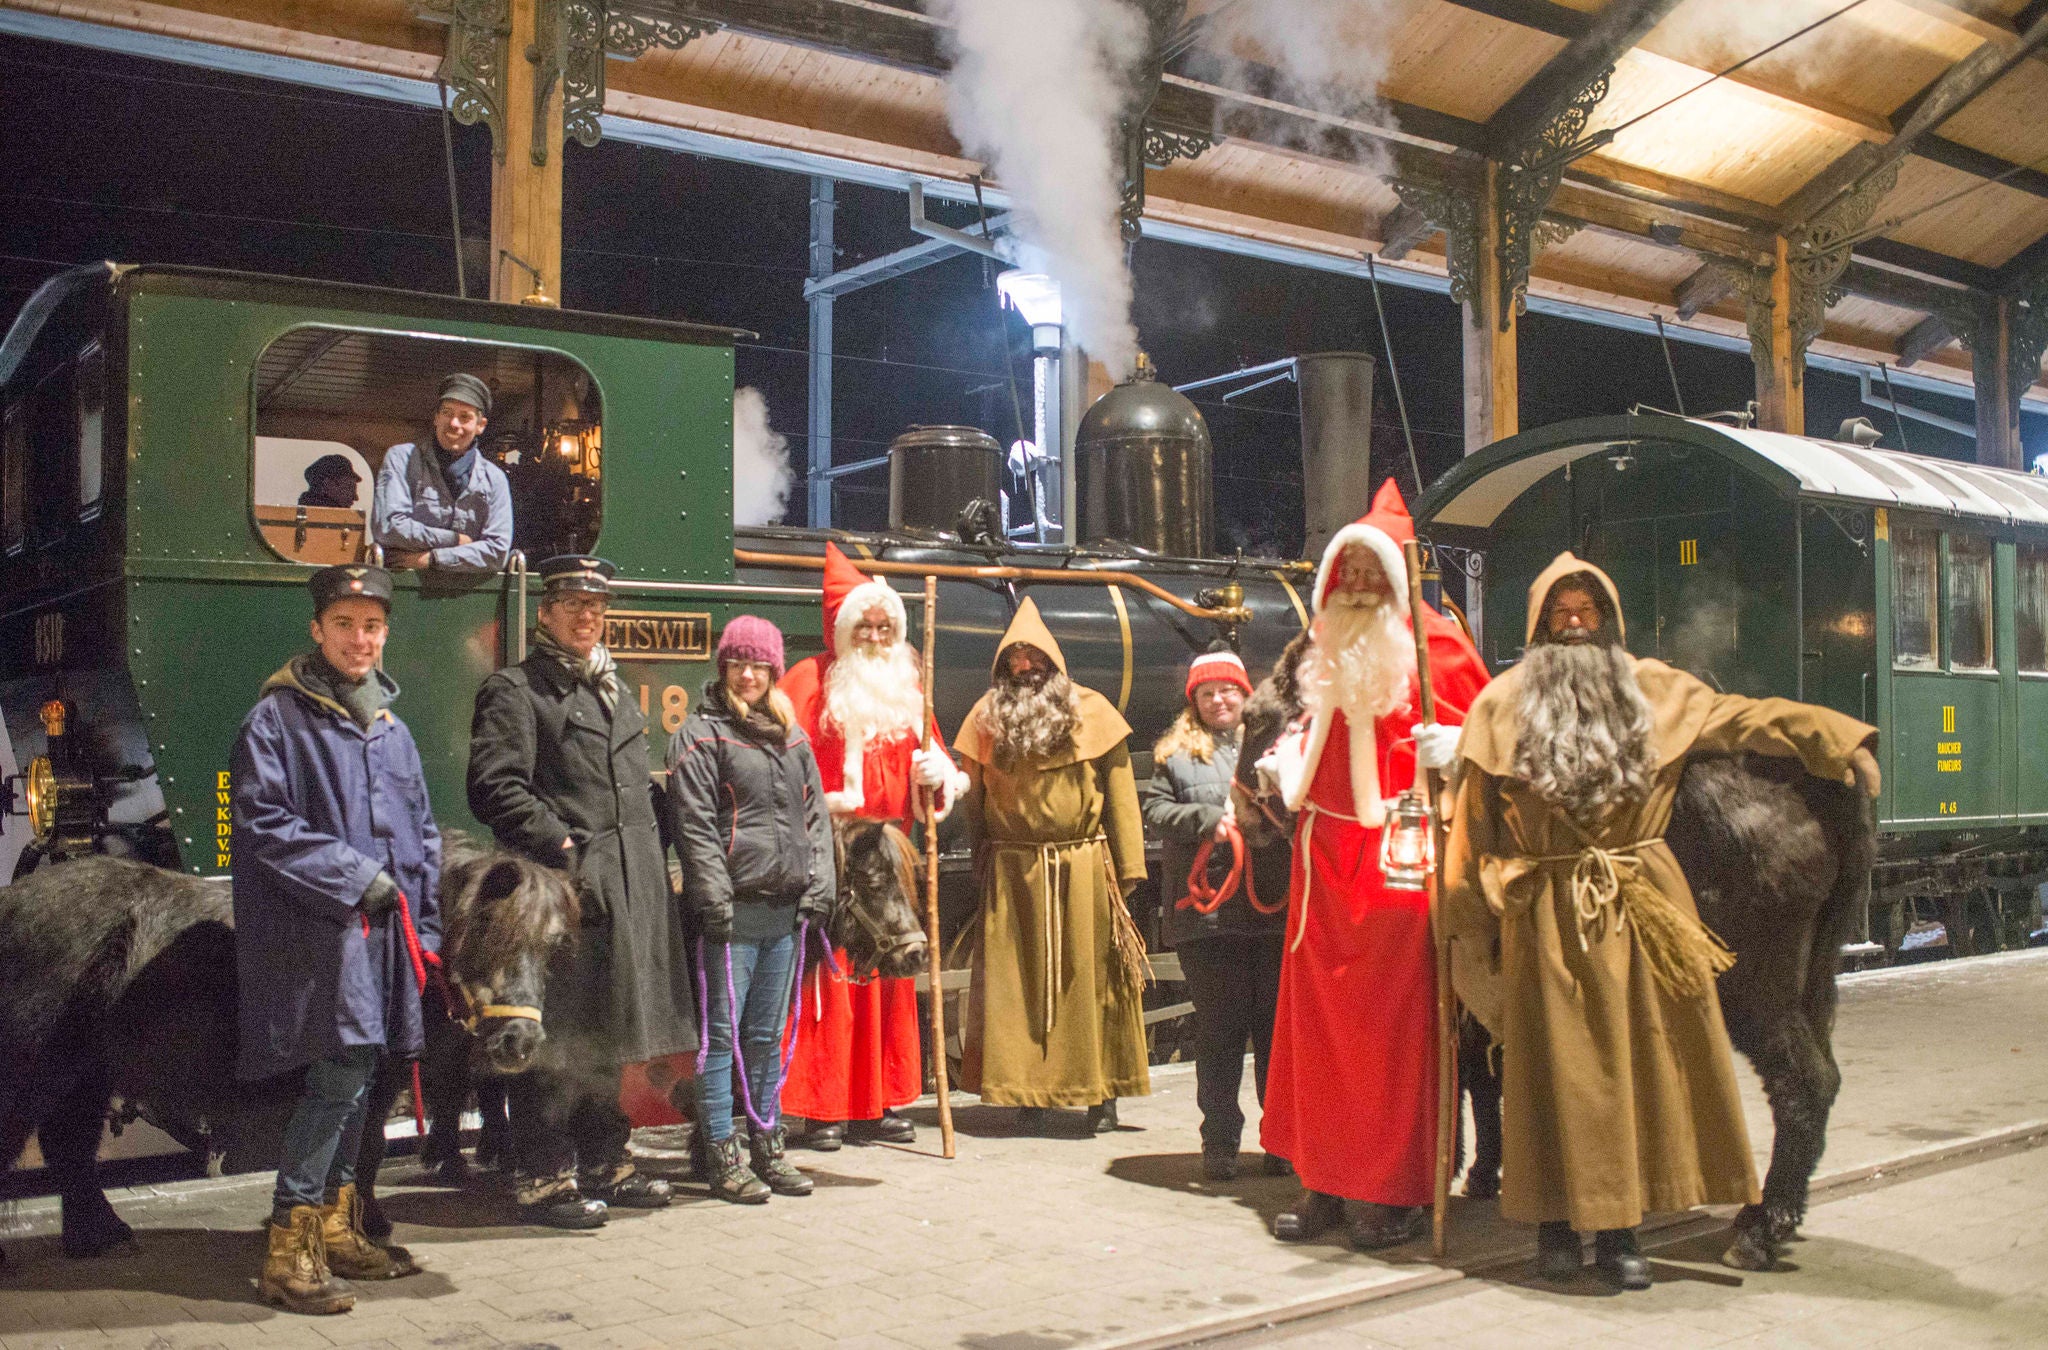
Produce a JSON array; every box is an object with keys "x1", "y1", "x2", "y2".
[{"x1": 695, "y1": 918, "x2": 809, "y2": 1135}]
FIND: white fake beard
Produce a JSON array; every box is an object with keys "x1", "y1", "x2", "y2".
[
  {"x1": 1299, "y1": 595, "x2": 1413, "y2": 728},
  {"x1": 823, "y1": 639, "x2": 924, "y2": 747}
]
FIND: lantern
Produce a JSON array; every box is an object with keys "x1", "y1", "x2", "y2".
[{"x1": 1378, "y1": 788, "x2": 1435, "y2": 892}]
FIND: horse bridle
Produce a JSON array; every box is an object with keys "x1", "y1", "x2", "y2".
[
  {"x1": 438, "y1": 965, "x2": 542, "y2": 1034},
  {"x1": 833, "y1": 899, "x2": 926, "y2": 980}
]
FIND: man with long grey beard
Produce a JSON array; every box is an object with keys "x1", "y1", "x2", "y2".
[{"x1": 1443, "y1": 553, "x2": 1879, "y2": 1291}]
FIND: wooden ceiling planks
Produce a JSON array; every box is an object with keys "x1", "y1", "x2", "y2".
[
  {"x1": 1378, "y1": 0, "x2": 1568, "y2": 123},
  {"x1": 1932, "y1": 58, "x2": 2048, "y2": 165},
  {"x1": 1873, "y1": 156, "x2": 2048, "y2": 265}
]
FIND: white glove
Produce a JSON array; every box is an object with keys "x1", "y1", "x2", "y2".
[
  {"x1": 1413, "y1": 722, "x2": 1461, "y2": 771},
  {"x1": 912, "y1": 744, "x2": 953, "y2": 789}
]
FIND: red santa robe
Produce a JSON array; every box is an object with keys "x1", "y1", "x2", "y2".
[
  {"x1": 777, "y1": 544, "x2": 963, "y2": 1123},
  {"x1": 1259, "y1": 482, "x2": 1490, "y2": 1205}
]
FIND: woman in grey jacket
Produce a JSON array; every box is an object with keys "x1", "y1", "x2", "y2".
[
  {"x1": 668, "y1": 616, "x2": 835, "y2": 1204},
  {"x1": 1142, "y1": 649, "x2": 1290, "y2": 1181}
]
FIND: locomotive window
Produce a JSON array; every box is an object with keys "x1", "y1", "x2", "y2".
[
  {"x1": 1, "y1": 400, "x2": 23, "y2": 555},
  {"x1": 2019, "y1": 545, "x2": 2048, "y2": 674},
  {"x1": 77, "y1": 342, "x2": 105, "y2": 519},
  {"x1": 1947, "y1": 534, "x2": 1994, "y2": 672},
  {"x1": 251, "y1": 327, "x2": 603, "y2": 566},
  {"x1": 1891, "y1": 527, "x2": 1939, "y2": 670},
  {"x1": 28, "y1": 363, "x2": 78, "y2": 544}
]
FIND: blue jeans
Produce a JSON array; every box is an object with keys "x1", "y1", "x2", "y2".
[
  {"x1": 696, "y1": 931, "x2": 798, "y2": 1142},
  {"x1": 274, "y1": 1046, "x2": 380, "y2": 1217}
]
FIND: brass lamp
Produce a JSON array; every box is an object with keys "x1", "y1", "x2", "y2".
[{"x1": 1378, "y1": 788, "x2": 1435, "y2": 892}]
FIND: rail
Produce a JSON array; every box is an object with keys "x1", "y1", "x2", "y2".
[{"x1": 733, "y1": 548, "x2": 1254, "y2": 624}]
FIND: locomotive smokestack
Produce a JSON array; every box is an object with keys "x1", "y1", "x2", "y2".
[{"x1": 1295, "y1": 352, "x2": 1377, "y2": 557}]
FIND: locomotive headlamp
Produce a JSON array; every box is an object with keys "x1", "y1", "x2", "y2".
[
  {"x1": 1378, "y1": 788, "x2": 1435, "y2": 892},
  {"x1": 23, "y1": 755, "x2": 55, "y2": 843},
  {"x1": 997, "y1": 271, "x2": 1063, "y2": 351}
]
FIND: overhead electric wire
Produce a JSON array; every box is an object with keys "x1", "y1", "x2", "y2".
[
  {"x1": 1835, "y1": 145, "x2": 2048, "y2": 252},
  {"x1": 435, "y1": 81, "x2": 468, "y2": 299},
  {"x1": 1879, "y1": 361, "x2": 1913, "y2": 454},
  {"x1": 1654, "y1": 313, "x2": 1688, "y2": 416}
]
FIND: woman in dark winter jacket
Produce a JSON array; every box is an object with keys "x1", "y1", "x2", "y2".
[
  {"x1": 668, "y1": 616, "x2": 835, "y2": 1203},
  {"x1": 1142, "y1": 649, "x2": 1291, "y2": 1181}
]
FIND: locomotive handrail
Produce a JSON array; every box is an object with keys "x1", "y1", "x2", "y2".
[
  {"x1": 734, "y1": 548, "x2": 1255, "y2": 624},
  {"x1": 508, "y1": 550, "x2": 527, "y2": 665}
]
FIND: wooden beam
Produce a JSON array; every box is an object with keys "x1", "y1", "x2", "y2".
[
  {"x1": 1757, "y1": 235, "x2": 1805, "y2": 435},
  {"x1": 1548, "y1": 181, "x2": 1768, "y2": 264},
  {"x1": 1437, "y1": 0, "x2": 1589, "y2": 40},
  {"x1": 1783, "y1": 13, "x2": 2048, "y2": 227},
  {"x1": 664, "y1": 0, "x2": 944, "y2": 74},
  {"x1": 1898, "y1": 314, "x2": 1958, "y2": 366},
  {"x1": 1379, "y1": 204, "x2": 1432, "y2": 261},
  {"x1": 1976, "y1": 294, "x2": 2023, "y2": 468},
  {"x1": 1893, "y1": 0, "x2": 2024, "y2": 45},
  {"x1": 1481, "y1": 0, "x2": 1685, "y2": 153},
  {"x1": 1914, "y1": 136, "x2": 2048, "y2": 201},
  {"x1": 1839, "y1": 259, "x2": 1982, "y2": 314},
  {"x1": 491, "y1": 0, "x2": 562, "y2": 303},
  {"x1": 1856, "y1": 239, "x2": 2004, "y2": 291},
  {"x1": 1996, "y1": 231, "x2": 2048, "y2": 291},
  {"x1": 1675, "y1": 262, "x2": 1738, "y2": 320}
]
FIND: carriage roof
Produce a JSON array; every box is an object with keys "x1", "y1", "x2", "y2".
[{"x1": 1416, "y1": 414, "x2": 2048, "y2": 536}]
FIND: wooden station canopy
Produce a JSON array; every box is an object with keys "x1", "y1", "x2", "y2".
[{"x1": 9, "y1": 0, "x2": 2046, "y2": 465}]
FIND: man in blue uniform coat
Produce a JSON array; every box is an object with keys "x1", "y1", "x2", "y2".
[
  {"x1": 372, "y1": 371, "x2": 513, "y2": 574},
  {"x1": 231, "y1": 564, "x2": 441, "y2": 1315}
]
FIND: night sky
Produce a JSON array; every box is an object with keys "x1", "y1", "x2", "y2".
[{"x1": 2, "y1": 30, "x2": 2039, "y2": 559}]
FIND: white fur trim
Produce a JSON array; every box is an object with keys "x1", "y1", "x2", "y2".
[
  {"x1": 1274, "y1": 718, "x2": 1318, "y2": 813},
  {"x1": 1283, "y1": 710, "x2": 1388, "y2": 827},
  {"x1": 824, "y1": 787, "x2": 865, "y2": 814},
  {"x1": 824, "y1": 730, "x2": 868, "y2": 815},
  {"x1": 833, "y1": 579, "x2": 908, "y2": 653},
  {"x1": 1313, "y1": 522, "x2": 1409, "y2": 616}
]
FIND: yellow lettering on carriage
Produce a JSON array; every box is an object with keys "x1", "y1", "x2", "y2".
[
  {"x1": 1679, "y1": 539, "x2": 1698, "y2": 566},
  {"x1": 1937, "y1": 760, "x2": 1962, "y2": 773},
  {"x1": 216, "y1": 806, "x2": 230, "y2": 822}
]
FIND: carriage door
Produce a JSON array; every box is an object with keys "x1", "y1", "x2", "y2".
[{"x1": 1655, "y1": 513, "x2": 1740, "y2": 690}]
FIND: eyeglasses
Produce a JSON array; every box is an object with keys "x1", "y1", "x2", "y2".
[{"x1": 551, "y1": 596, "x2": 608, "y2": 616}]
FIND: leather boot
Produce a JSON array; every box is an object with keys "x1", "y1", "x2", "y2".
[
  {"x1": 1348, "y1": 1203, "x2": 1426, "y2": 1252},
  {"x1": 1535, "y1": 1221, "x2": 1583, "y2": 1282},
  {"x1": 707, "y1": 1135, "x2": 770, "y2": 1205},
  {"x1": 590, "y1": 1173, "x2": 672, "y2": 1208},
  {"x1": 1201, "y1": 1145, "x2": 1240, "y2": 1182},
  {"x1": 261, "y1": 1207, "x2": 355, "y2": 1315},
  {"x1": 1085, "y1": 1099, "x2": 1119, "y2": 1133},
  {"x1": 847, "y1": 1110, "x2": 916, "y2": 1145},
  {"x1": 749, "y1": 1125, "x2": 814, "y2": 1197},
  {"x1": 320, "y1": 1184, "x2": 417, "y2": 1280},
  {"x1": 1273, "y1": 1190, "x2": 1345, "y2": 1242},
  {"x1": 1595, "y1": 1227, "x2": 1653, "y2": 1291},
  {"x1": 804, "y1": 1121, "x2": 846, "y2": 1152}
]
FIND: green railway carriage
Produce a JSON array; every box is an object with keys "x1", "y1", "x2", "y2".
[{"x1": 1415, "y1": 413, "x2": 2048, "y2": 952}]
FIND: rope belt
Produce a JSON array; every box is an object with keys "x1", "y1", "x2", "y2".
[
  {"x1": 988, "y1": 834, "x2": 1108, "y2": 1034},
  {"x1": 1527, "y1": 837, "x2": 1736, "y2": 998},
  {"x1": 1288, "y1": 801, "x2": 1361, "y2": 954}
]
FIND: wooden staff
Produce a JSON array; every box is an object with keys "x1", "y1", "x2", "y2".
[
  {"x1": 920, "y1": 574, "x2": 957, "y2": 1159},
  {"x1": 1403, "y1": 538, "x2": 1455, "y2": 1260}
]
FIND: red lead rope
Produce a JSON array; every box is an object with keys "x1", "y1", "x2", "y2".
[
  {"x1": 392, "y1": 890, "x2": 441, "y2": 1139},
  {"x1": 1177, "y1": 818, "x2": 1287, "y2": 917}
]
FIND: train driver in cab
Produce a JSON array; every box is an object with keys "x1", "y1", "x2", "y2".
[{"x1": 372, "y1": 372, "x2": 513, "y2": 574}]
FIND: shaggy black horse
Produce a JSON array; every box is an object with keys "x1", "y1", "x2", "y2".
[
  {"x1": 829, "y1": 816, "x2": 930, "y2": 981},
  {"x1": 0, "y1": 841, "x2": 575, "y2": 1267},
  {"x1": 1232, "y1": 631, "x2": 1874, "y2": 1271}
]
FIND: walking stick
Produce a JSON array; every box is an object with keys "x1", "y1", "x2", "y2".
[
  {"x1": 920, "y1": 574, "x2": 958, "y2": 1159},
  {"x1": 1403, "y1": 539, "x2": 1456, "y2": 1260}
]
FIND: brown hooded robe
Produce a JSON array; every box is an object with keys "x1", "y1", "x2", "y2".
[
  {"x1": 953, "y1": 598, "x2": 1151, "y2": 1107},
  {"x1": 1442, "y1": 553, "x2": 1875, "y2": 1232}
]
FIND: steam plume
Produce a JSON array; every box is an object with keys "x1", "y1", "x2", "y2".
[
  {"x1": 732, "y1": 387, "x2": 792, "y2": 527},
  {"x1": 1199, "y1": 0, "x2": 1399, "y2": 176},
  {"x1": 934, "y1": 0, "x2": 1147, "y2": 379}
]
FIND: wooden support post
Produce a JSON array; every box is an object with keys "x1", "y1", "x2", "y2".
[
  {"x1": 1974, "y1": 294, "x2": 2022, "y2": 470},
  {"x1": 1756, "y1": 235, "x2": 1805, "y2": 435},
  {"x1": 1461, "y1": 161, "x2": 1518, "y2": 455},
  {"x1": 491, "y1": 0, "x2": 563, "y2": 303}
]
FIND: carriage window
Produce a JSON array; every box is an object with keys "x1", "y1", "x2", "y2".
[
  {"x1": 250, "y1": 327, "x2": 602, "y2": 567},
  {"x1": 1947, "y1": 534, "x2": 1994, "y2": 672},
  {"x1": 2, "y1": 401, "x2": 24, "y2": 555},
  {"x1": 1891, "y1": 527, "x2": 1939, "y2": 670},
  {"x1": 28, "y1": 363, "x2": 78, "y2": 544},
  {"x1": 77, "y1": 342, "x2": 105, "y2": 518},
  {"x1": 2019, "y1": 545, "x2": 2048, "y2": 674}
]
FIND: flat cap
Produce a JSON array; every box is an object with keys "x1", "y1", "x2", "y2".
[
  {"x1": 305, "y1": 453, "x2": 361, "y2": 484},
  {"x1": 538, "y1": 554, "x2": 615, "y2": 597},
  {"x1": 438, "y1": 372, "x2": 493, "y2": 416},
  {"x1": 310, "y1": 564, "x2": 393, "y2": 616}
]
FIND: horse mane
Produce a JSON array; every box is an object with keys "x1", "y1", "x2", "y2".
[
  {"x1": 881, "y1": 822, "x2": 919, "y2": 915},
  {"x1": 438, "y1": 832, "x2": 579, "y2": 981}
]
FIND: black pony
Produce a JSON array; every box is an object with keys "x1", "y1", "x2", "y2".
[
  {"x1": 0, "y1": 840, "x2": 574, "y2": 1266},
  {"x1": 830, "y1": 816, "x2": 929, "y2": 981},
  {"x1": 1232, "y1": 631, "x2": 1874, "y2": 1271}
]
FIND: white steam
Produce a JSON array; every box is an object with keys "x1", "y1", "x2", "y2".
[
  {"x1": 732, "y1": 387, "x2": 792, "y2": 527},
  {"x1": 934, "y1": 0, "x2": 1147, "y2": 379},
  {"x1": 1199, "y1": 0, "x2": 1400, "y2": 176}
]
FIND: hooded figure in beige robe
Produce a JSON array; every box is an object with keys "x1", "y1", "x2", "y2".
[
  {"x1": 954, "y1": 598, "x2": 1151, "y2": 1127},
  {"x1": 1442, "y1": 553, "x2": 1878, "y2": 1286}
]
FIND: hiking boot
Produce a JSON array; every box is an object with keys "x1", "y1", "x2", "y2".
[
  {"x1": 1348, "y1": 1203, "x2": 1426, "y2": 1252},
  {"x1": 804, "y1": 1121, "x2": 846, "y2": 1152},
  {"x1": 260, "y1": 1207, "x2": 355, "y2": 1315},
  {"x1": 320, "y1": 1184, "x2": 418, "y2": 1280},
  {"x1": 591, "y1": 1173, "x2": 672, "y2": 1208},
  {"x1": 1273, "y1": 1190, "x2": 1345, "y2": 1242},
  {"x1": 1595, "y1": 1228, "x2": 1652, "y2": 1291},
  {"x1": 707, "y1": 1134, "x2": 770, "y2": 1205},
  {"x1": 1085, "y1": 1099, "x2": 1119, "y2": 1133},
  {"x1": 1535, "y1": 1221, "x2": 1583, "y2": 1282},
  {"x1": 847, "y1": 1110, "x2": 916, "y2": 1145},
  {"x1": 1201, "y1": 1145, "x2": 1240, "y2": 1182},
  {"x1": 1263, "y1": 1154, "x2": 1294, "y2": 1177},
  {"x1": 749, "y1": 1125, "x2": 814, "y2": 1197}
]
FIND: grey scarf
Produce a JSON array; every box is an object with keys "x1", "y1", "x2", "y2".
[
  {"x1": 535, "y1": 627, "x2": 620, "y2": 713},
  {"x1": 295, "y1": 651, "x2": 396, "y2": 731}
]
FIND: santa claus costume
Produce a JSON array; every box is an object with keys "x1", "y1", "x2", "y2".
[
  {"x1": 776, "y1": 544, "x2": 964, "y2": 1143},
  {"x1": 1259, "y1": 482, "x2": 1489, "y2": 1246}
]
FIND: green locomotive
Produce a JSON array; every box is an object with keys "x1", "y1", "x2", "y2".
[{"x1": 1417, "y1": 413, "x2": 2048, "y2": 955}]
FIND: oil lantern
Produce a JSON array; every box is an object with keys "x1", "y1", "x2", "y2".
[{"x1": 1378, "y1": 789, "x2": 1435, "y2": 892}]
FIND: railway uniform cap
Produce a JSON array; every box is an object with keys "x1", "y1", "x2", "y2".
[
  {"x1": 438, "y1": 372, "x2": 493, "y2": 416},
  {"x1": 538, "y1": 554, "x2": 615, "y2": 597},
  {"x1": 310, "y1": 564, "x2": 393, "y2": 616},
  {"x1": 305, "y1": 453, "x2": 361, "y2": 486}
]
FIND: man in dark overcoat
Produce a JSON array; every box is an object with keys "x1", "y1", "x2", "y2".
[
  {"x1": 467, "y1": 554, "x2": 695, "y2": 1228},
  {"x1": 233, "y1": 564, "x2": 439, "y2": 1315}
]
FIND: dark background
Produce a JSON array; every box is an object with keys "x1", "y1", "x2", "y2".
[{"x1": 2, "y1": 31, "x2": 2037, "y2": 557}]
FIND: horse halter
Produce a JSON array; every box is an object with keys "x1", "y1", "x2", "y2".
[
  {"x1": 439, "y1": 965, "x2": 543, "y2": 1034},
  {"x1": 835, "y1": 898, "x2": 926, "y2": 977}
]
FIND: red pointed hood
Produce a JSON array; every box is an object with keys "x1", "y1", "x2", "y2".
[
  {"x1": 1312, "y1": 478, "x2": 1413, "y2": 615},
  {"x1": 821, "y1": 542, "x2": 907, "y2": 655}
]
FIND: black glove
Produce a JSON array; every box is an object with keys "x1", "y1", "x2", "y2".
[
  {"x1": 797, "y1": 889, "x2": 834, "y2": 927},
  {"x1": 697, "y1": 905, "x2": 732, "y2": 944},
  {"x1": 360, "y1": 871, "x2": 401, "y2": 922}
]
